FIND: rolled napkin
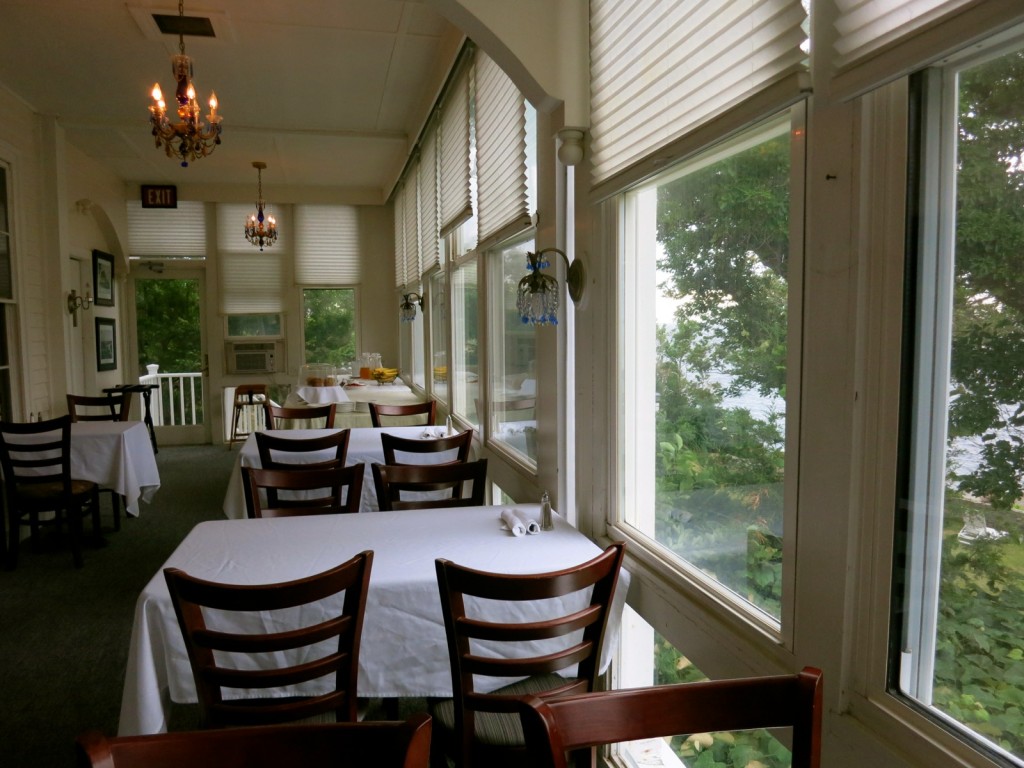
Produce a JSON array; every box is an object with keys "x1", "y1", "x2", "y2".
[
  {"x1": 524, "y1": 518, "x2": 541, "y2": 535},
  {"x1": 500, "y1": 509, "x2": 527, "y2": 537}
]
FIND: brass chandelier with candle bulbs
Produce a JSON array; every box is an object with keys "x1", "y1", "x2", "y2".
[
  {"x1": 245, "y1": 162, "x2": 278, "y2": 251},
  {"x1": 147, "y1": 0, "x2": 222, "y2": 167}
]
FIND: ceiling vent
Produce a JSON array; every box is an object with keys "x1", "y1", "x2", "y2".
[{"x1": 152, "y1": 13, "x2": 215, "y2": 37}]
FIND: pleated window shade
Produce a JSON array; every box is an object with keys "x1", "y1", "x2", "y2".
[
  {"x1": 475, "y1": 51, "x2": 529, "y2": 248},
  {"x1": 830, "y1": 0, "x2": 1024, "y2": 100},
  {"x1": 418, "y1": 126, "x2": 440, "y2": 274},
  {"x1": 403, "y1": 161, "x2": 422, "y2": 289},
  {"x1": 589, "y1": 0, "x2": 808, "y2": 189},
  {"x1": 294, "y1": 205, "x2": 361, "y2": 286},
  {"x1": 127, "y1": 200, "x2": 207, "y2": 257},
  {"x1": 438, "y1": 64, "x2": 472, "y2": 236},
  {"x1": 393, "y1": 181, "x2": 407, "y2": 288},
  {"x1": 219, "y1": 252, "x2": 283, "y2": 314}
]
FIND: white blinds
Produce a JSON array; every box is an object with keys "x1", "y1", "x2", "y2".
[
  {"x1": 438, "y1": 64, "x2": 472, "y2": 235},
  {"x1": 294, "y1": 205, "x2": 361, "y2": 286},
  {"x1": 403, "y1": 162, "x2": 421, "y2": 288},
  {"x1": 393, "y1": 182, "x2": 407, "y2": 289},
  {"x1": 475, "y1": 51, "x2": 530, "y2": 248},
  {"x1": 418, "y1": 127, "x2": 440, "y2": 274},
  {"x1": 216, "y1": 204, "x2": 253, "y2": 253},
  {"x1": 590, "y1": 0, "x2": 808, "y2": 189},
  {"x1": 219, "y1": 252, "x2": 283, "y2": 314},
  {"x1": 830, "y1": 0, "x2": 1024, "y2": 99},
  {"x1": 127, "y1": 200, "x2": 206, "y2": 257}
]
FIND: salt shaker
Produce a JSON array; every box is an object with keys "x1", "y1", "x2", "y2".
[
  {"x1": 540, "y1": 490, "x2": 554, "y2": 531},
  {"x1": 445, "y1": 414, "x2": 454, "y2": 435}
]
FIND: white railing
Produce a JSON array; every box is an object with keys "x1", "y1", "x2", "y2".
[{"x1": 139, "y1": 370, "x2": 204, "y2": 427}]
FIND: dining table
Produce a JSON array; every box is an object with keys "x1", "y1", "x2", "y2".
[
  {"x1": 66, "y1": 420, "x2": 160, "y2": 515},
  {"x1": 221, "y1": 425, "x2": 470, "y2": 519},
  {"x1": 117, "y1": 505, "x2": 630, "y2": 736},
  {"x1": 283, "y1": 380, "x2": 426, "y2": 428}
]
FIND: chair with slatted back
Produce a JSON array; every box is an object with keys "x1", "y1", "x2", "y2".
[
  {"x1": 241, "y1": 464, "x2": 365, "y2": 518},
  {"x1": 254, "y1": 429, "x2": 350, "y2": 509},
  {"x1": 67, "y1": 392, "x2": 132, "y2": 422},
  {"x1": 163, "y1": 550, "x2": 373, "y2": 728},
  {"x1": 75, "y1": 713, "x2": 433, "y2": 768},
  {"x1": 0, "y1": 415, "x2": 101, "y2": 569},
  {"x1": 517, "y1": 666, "x2": 823, "y2": 768},
  {"x1": 67, "y1": 392, "x2": 132, "y2": 531},
  {"x1": 264, "y1": 403, "x2": 337, "y2": 430},
  {"x1": 432, "y1": 542, "x2": 627, "y2": 768},
  {"x1": 368, "y1": 401, "x2": 436, "y2": 428},
  {"x1": 371, "y1": 459, "x2": 487, "y2": 511},
  {"x1": 228, "y1": 385, "x2": 268, "y2": 447},
  {"x1": 380, "y1": 429, "x2": 473, "y2": 466}
]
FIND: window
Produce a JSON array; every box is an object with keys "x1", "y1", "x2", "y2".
[
  {"x1": 487, "y1": 235, "x2": 537, "y2": 464},
  {"x1": 619, "y1": 111, "x2": 798, "y2": 626},
  {"x1": 226, "y1": 314, "x2": 282, "y2": 338},
  {"x1": 430, "y1": 268, "x2": 449, "y2": 405},
  {"x1": 895, "y1": 36, "x2": 1024, "y2": 762},
  {"x1": 451, "y1": 258, "x2": 478, "y2": 424},
  {"x1": 0, "y1": 162, "x2": 13, "y2": 421},
  {"x1": 303, "y1": 289, "x2": 356, "y2": 366}
]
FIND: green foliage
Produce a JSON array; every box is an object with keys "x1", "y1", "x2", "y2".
[
  {"x1": 135, "y1": 279, "x2": 202, "y2": 375},
  {"x1": 303, "y1": 289, "x2": 356, "y2": 365}
]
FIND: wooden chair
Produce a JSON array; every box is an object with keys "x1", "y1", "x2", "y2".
[
  {"x1": 241, "y1": 464, "x2": 365, "y2": 518},
  {"x1": 0, "y1": 415, "x2": 101, "y2": 569},
  {"x1": 264, "y1": 402, "x2": 337, "y2": 430},
  {"x1": 371, "y1": 458, "x2": 488, "y2": 511},
  {"x1": 517, "y1": 666, "x2": 823, "y2": 768},
  {"x1": 67, "y1": 392, "x2": 132, "y2": 422},
  {"x1": 67, "y1": 392, "x2": 132, "y2": 531},
  {"x1": 380, "y1": 429, "x2": 473, "y2": 465},
  {"x1": 368, "y1": 401, "x2": 436, "y2": 428},
  {"x1": 163, "y1": 550, "x2": 373, "y2": 728},
  {"x1": 75, "y1": 714, "x2": 432, "y2": 768},
  {"x1": 228, "y1": 384, "x2": 268, "y2": 447},
  {"x1": 254, "y1": 429, "x2": 351, "y2": 509},
  {"x1": 432, "y1": 542, "x2": 626, "y2": 768}
]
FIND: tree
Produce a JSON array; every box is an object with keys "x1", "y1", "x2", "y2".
[
  {"x1": 135, "y1": 279, "x2": 201, "y2": 374},
  {"x1": 303, "y1": 288, "x2": 356, "y2": 365}
]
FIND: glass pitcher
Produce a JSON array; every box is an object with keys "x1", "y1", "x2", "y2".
[{"x1": 358, "y1": 352, "x2": 382, "y2": 379}]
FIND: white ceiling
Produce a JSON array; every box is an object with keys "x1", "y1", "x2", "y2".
[{"x1": 0, "y1": 0, "x2": 465, "y2": 203}]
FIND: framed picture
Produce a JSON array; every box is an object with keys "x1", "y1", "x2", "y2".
[
  {"x1": 95, "y1": 317, "x2": 117, "y2": 371},
  {"x1": 93, "y1": 249, "x2": 114, "y2": 307}
]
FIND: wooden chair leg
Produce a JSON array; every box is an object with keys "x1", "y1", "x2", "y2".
[{"x1": 69, "y1": 506, "x2": 84, "y2": 569}]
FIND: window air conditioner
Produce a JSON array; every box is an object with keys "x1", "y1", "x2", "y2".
[{"x1": 226, "y1": 341, "x2": 282, "y2": 374}]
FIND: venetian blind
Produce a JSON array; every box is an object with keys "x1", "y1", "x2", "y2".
[
  {"x1": 403, "y1": 161, "x2": 421, "y2": 288},
  {"x1": 438, "y1": 63, "x2": 472, "y2": 236},
  {"x1": 418, "y1": 126, "x2": 440, "y2": 274},
  {"x1": 294, "y1": 205, "x2": 361, "y2": 286},
  {"x1": 590, "y1": 0, "x2": 808, "y2": 191},
  {"x1": 475, "y1": 51, "x2": 530, "y2": 248},
  {"x1": 127, "y1": 200, "x2": 206, "y2": 257},
  {"x1": 830, "y1": 0, "x2": 1024, "y2": 100},
  {"x1": 216, "y1": 203, "x2": 283, "y2": 313},
  {"x1": 393, "y1": 180, "x2": 407, "y2": 289}
]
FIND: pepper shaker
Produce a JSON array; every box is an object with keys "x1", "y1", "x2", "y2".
[{"x1": 540, "y1": 490, "x2": 554, "y2": 531}]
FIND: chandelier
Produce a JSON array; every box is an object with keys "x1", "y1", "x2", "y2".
[
  {"x1": 516, "y1": 248, "x2": 586, "y2": 326},
  {"x1": 148, "y1": 0, "x2": 222, "y2": 167},
  {"x1": 245, "y1": 162, "x2": 278, "y2": 251}
]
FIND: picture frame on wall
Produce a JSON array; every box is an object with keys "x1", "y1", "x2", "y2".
[
  {"x1": 93, "y1": 249, "x2": 114, "y2": 307},
  {"x1": 96, "y1": 317, "x2": 117, "y2": 371}
]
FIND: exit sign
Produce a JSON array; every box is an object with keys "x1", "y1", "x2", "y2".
[{"x1": 141, "y1": 185, "x2": 177, "y2": 208}]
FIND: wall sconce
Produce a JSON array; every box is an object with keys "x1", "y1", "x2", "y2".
[
  {"x1": 516, "y1": 248, "x2": 585, "y2": 326},
  {"x1": 67, "y1": 286, "x2": 93, "y2": 327},
  {"x1": 400, "y1": 292, "x2": 424, "y2": 323}
]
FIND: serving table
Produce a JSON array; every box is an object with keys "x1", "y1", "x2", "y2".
[
  {"x1": 222, "y1": 426, "x2": 468, "y2": 519},
  {"x1": 117, "y1": 505, "x2": 629, "y2": 735},
  {"x1": 284, "y1": 381, "x2": 425, "y2": 428}
]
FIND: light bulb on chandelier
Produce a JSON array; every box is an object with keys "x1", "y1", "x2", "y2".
[{"x1": 245, "y1": 161, "x2": 278, "y2": 251}]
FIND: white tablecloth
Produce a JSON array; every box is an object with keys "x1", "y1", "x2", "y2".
[
  {"x1": 13, "y1": 421, "x2": 161, "y2": 515},
  {"x1": 118, "y1": 506, "x2": 629, "y2": 735},
  {"x1": 222, "y1": 426, "x2": 470, "y2": 519}
]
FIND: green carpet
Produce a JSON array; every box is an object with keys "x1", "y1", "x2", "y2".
[{"x1": 0, "y1": 444, "x2": 238, "y2": 766}]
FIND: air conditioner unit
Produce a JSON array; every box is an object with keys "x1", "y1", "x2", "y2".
[{"x1": 226, "y1": 341, "x2": 282, "y2": 374}]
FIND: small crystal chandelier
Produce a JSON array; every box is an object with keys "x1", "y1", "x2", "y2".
[
  {"x1": 148, "y1": 0, "x2": 222, "y2": 167},
  {"x1": 516, "y1": 248, "x2": 585, "y2": 325},
  {"x1": 244, "y1": 162, "x2": 278, "y2": 251}
]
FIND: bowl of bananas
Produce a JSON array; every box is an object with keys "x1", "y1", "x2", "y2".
[{"x1": 371, "y1": 367, "x2": 399, "y2": 385}]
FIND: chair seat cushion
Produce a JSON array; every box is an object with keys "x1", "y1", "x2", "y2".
[
  {"x1": 430, "y1": 673, "x2": 571, "y2": 746},
  {"x1": 16, "y1": 478, "x2": 97, "y2": 503}
]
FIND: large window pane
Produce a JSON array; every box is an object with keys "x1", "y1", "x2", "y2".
[
  {"x1": 303, "y1": 289, "x2": 356, "y2": 366},
  {"x1": 897, "y1": 40, "x2": 1024, "y2": 762},
  {"x1": 488, "y1": 236, "x2": 537, "y2": 463},
  {"x1": 621, "y1": 114, "x2": 793, "y2": 622},
  {"x1": 451, "y1": 260, "x2": 478, "y2": 424},
  {"x1": 430, "y1": 269, "x2": 449, "y2": 406}
]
